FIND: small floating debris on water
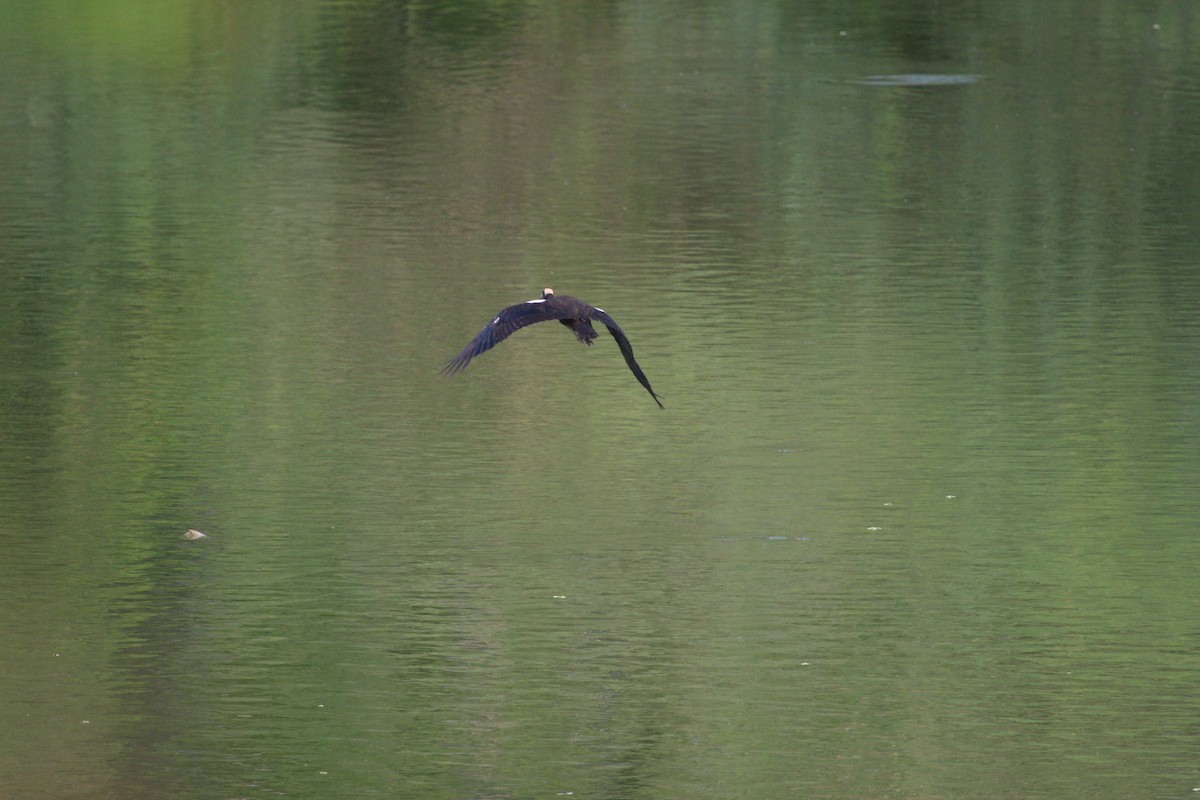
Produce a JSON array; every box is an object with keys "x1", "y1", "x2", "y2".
[
  {"x1": 182, "y1": 529, "x2": 208, "y2": 540},
  {"x1": 858, "y1": 74, "x2": 981, "y2": 87},
  {"x1": 946, "y1": 495, "x2": 956, "y2": 500},
  {"x1": 866, "y1": 526, "x2": 882, "y2": 532}
]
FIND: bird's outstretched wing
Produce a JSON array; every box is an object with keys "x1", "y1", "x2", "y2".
[
  {"x1": 442, "y1": 298, "x2": 564, "y2": 373},
  {"x1": 592, "y1": 310, "x2": 665, "y2": 409}
]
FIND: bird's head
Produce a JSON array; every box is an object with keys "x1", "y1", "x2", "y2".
[{"x1": 542, "y1": 288, "x2": 554, "y2": 299}]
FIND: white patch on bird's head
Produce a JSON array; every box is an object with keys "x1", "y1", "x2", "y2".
[{"x1": 542, "y1": 287, "x2": 554, "y2": 298}]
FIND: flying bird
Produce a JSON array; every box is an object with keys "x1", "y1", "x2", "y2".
[{"x1": 443, "y1": 288, "x2": 664, "y2": 409}]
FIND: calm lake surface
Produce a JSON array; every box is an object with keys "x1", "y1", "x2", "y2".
[{"x1": 2, "y1": 3, "x2": 1199, "y2": 798}]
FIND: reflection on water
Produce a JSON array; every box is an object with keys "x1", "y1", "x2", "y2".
[
  {"x1": 2, "y1": 2, "x2": 1199, "y2": 798},
  {"x1": 858, "y1": 73, "x2": 982, "y2": 85}
]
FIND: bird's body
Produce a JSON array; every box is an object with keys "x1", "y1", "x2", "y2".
[{"x1": 444, "y1": 288, "x2": 664, "y2": 409}]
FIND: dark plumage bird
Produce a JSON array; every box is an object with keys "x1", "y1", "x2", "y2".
[{"x1": 443, "y1": 288, "x2": 664, "y2": 409}]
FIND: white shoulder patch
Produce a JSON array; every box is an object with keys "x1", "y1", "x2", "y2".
[{"x1": 526, "y1": 299, "x2": 546, "y2": 304}]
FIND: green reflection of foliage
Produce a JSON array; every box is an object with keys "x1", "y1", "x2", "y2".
[{"x1": 20, "y1": 0, "x2": 197, "y2": 69}]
